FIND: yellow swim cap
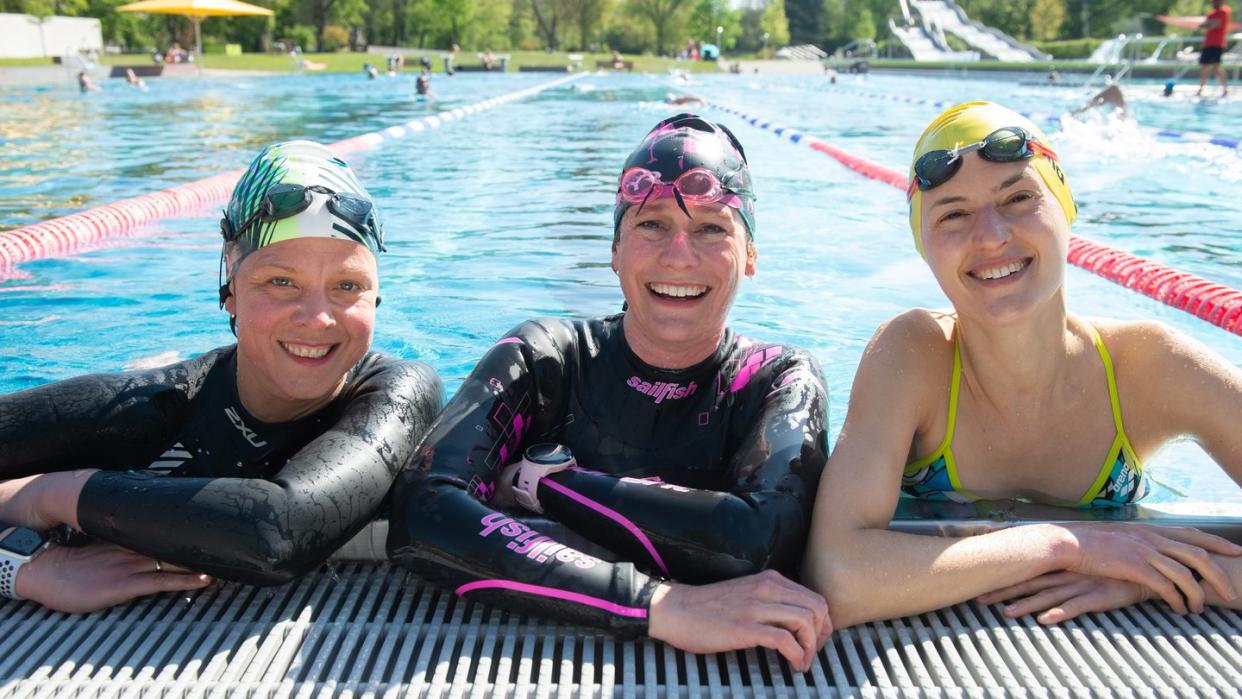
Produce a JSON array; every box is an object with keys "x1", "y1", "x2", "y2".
[{"x1": 907, "y1": 102, "x2": 1076, "y2": 258}]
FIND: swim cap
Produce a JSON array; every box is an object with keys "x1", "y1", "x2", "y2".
[
  {"x1": 908, "y1": 102, "x2": 1075, "y2": 258},
  {"x1": 613, "y1": 113, "x2": 756, "y2": 239},
  {"x1": 221, "y1": 140, "x2": 383, "y2": 264}
]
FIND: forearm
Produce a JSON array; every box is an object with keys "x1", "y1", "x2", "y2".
[
  {"x1": 0, "y1": 471, "x2": 91, "y2": 530},
  {"x1": 808, "y1": 524, "x2": 1074, "y2": 628},
  {"x1": 538, "y1": 470, "x2": 803, "y2": 581},
  {"x1": 388, "y1": 474, "x2": 659, "y2": 637},
  {"x1": 78, "y1": 458, "x2": 388, "y2": 585}
]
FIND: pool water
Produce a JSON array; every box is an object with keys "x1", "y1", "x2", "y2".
[{"x1": 1, "y1": 71, "x2": 1239, "y2": 504}]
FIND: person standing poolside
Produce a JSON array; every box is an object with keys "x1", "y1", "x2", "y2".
[
  {"x1": 804, "y1": 102, "x2": 1242, "y2": 629},
  {"x1": 1199, "y1": 0, "x2": 1232, "y2": 97},
  {"x1": 0, "y1": 141, "x2": 442, "y2": 612},
  {"x1": 388, "y1": 114, "x2": 831, "y2": 671}
]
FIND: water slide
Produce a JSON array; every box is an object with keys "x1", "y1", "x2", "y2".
[
  {"x1": 908, "y1": 0, "x2": 1050, "y2": 62},
  {"x1": 888, "y1": 0, "x2": 980, "y2": 61}
]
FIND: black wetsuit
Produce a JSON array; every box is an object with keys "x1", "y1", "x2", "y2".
[
  {"x1": 0, "y1": 347, "x2": 441, "y2": 585},
  {"x1": 388, "y1": 314, "x2": 828, "y2": 636}
]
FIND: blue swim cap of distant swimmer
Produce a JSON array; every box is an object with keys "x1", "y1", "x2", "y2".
[
  {"x1": 613, "y1": 113, "x2": 756, "y2": 239},
  {"x1": 222, "y1": 140, "x2": 384, "y2": 263}
]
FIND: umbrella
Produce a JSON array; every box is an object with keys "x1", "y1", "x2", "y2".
[{"x1": 118, "y1": 0, "x2": 274, "y2": 60}]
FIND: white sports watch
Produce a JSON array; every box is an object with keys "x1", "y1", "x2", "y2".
[
  {"x1": 512, "y1": 443, "x2": 576, "y2": 514},
  {"x1": 0, "y1": 525, "x2": 50, "y2": 600}
]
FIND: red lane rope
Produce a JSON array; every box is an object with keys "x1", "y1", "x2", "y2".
[
  {"x1": 0, "y1": 74, "x2": 585, "y2": 278},
  {"x1": 711, "y1": 103, "x2": 1242, "y2": 337}
]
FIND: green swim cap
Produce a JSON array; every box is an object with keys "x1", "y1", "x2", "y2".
[{"x1": 221, "y1": 140, "x2": 383, "y2": 263}]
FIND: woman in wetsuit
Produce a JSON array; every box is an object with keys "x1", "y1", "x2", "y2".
[
  {"x1": 388, "y1": 114, "x2": 832, "y2": 670},
  {"x1": 0, "y1": 141, "x2": 441, "y2": 612},
  {"x1": 805, "y1": 102, "x2": 1242, "y2": 628}
]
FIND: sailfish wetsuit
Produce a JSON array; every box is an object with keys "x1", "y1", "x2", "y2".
[
  {"x1": 0, "y1": 347, "x2": 441, "y2": 585},
  {"x1": 388, "y1": 313, "x2": 829, "y2": 636}
]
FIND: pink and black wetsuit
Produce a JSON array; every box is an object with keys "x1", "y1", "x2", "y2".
[{"x1": 387, "y1": 313, "x2": 829, "y2": 637}]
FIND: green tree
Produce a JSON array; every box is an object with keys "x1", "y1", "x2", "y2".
[
  {"x1": 784, "y1": 0, "x2": 822, "y2": 45},
  {"x1": 469, "y1": 0, "x2": 512, "y2": 48},
  {"x1": 432, "y1": 0, "x2": 476, "y2": 47},
  {"x1": 689, "y1": 0, "x2": 740, "y2": 50},
  {"x1": 1028, "y1": 0, "x2": 1066, "y2": 40},
  {"x1": 761, "y1": 0, "x2": 790, "y2": 48},
  {"x1": 849, "y1": 6, "x2": 875, "y2": 41},
  {"x1": 529, "y1": 0, "x2": 573, "y2": 49},
  {"x1": 629, "y1": 0, "x2": 691, "y2": 55},
  {"x1": 576, "y1": 0, "x2": 612, "y2": 49}
]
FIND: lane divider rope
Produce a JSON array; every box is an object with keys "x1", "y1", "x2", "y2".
[
  {"x1": 706, "y1": 99, "x2": 1242, "y2": 337},
  {"x1": 819, "y1": 84, "x2": 1242, "y2": 150},
  {"x1": 0, "y1": 73, "x2": 586, "y2": 276}
]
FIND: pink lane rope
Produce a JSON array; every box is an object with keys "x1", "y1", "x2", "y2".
[
  {"x1": 0, "y1": 73, "x2": 585, "y2": 277},
  {"x1": 708, "y1": 101, "x2": 1242, "y2": 337}
]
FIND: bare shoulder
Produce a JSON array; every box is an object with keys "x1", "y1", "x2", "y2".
[
  {"x1": 852, "y1": 309, "x2": 956, "y2": 413},
  {"x1": 865, "y1": 308, "x2": 955, "y2": 368},
  {"x1": 1092, "y1": 318, "x2": 1214, "y2": 377}
]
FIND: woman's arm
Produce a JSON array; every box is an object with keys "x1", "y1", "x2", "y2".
[
  {"x1": 1135, "y1": 322, "x2": 1242, "y2": 481},
  {"x1": 530, "y1": 350, "x2": 829, "y2": 582},
  {"x1": 387, "y1": 322, "x2": 828, "y2": 668},
  {"x1": 804, "y1": 313, "x2": 1239, "y2": 628},
  {"x1": 73, "y1": 357, "x2": 443, "y2": 585}
]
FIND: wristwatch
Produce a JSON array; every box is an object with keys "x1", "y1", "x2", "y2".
[
  {"x1": 512, "y1": 443, "x2": 576, "y2": 514},
  {"x1": 0, "y1": 525, "x2": 50, "y2": 600}
]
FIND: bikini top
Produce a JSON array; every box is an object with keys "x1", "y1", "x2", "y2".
[{"x1": 902, "y1": 325, "x2": 1149, "y2": 508}]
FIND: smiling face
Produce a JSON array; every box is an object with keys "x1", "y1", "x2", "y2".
[
  {"x1": 919, "y1": 155, "x2": 1069, "y2": 323},
  {"x1": 225, "y1": 237, "x2": 379, "y2": 422},
  {"x1": 612, "y1": 196, "x2": 756, "y2": 368}
]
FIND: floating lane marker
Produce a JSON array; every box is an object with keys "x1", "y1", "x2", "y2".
[
  {"x1": 0, "y1": 73, "x2": 586, "y2": 276},
  {"x1": 819, "y1": 84, "x2": 1242, "y2": 151},
  {"x1": 706, "y1": 99, "x2": 1242, "y2": 337}
]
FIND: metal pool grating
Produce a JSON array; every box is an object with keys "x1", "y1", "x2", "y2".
[{"x1": 2, "y1": 561, "x2": 1241, "y2": 697}]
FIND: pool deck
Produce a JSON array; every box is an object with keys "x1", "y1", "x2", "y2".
[{"x1": 4, "y1": 508, "x2": 1241, "y2": 696}]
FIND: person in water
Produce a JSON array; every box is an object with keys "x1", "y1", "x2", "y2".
[
  {"x1": 388, "y1": 113, "x2": 831, "y2": 670},
  {"x1": 805, "y1": 102, "x2": 1242, "y2": 628},
  {"x1": 0, "y1": 141, "x2": 441, "y2": 612}
]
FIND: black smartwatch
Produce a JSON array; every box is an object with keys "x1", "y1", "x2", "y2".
[{"x1": 0, "y1": 524, "x2": 51, "y2": 600}]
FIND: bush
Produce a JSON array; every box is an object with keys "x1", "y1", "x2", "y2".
[
  {"x1": 321, "y1": 25, "x2": 349, "y2": 52},
  {"x1": 1032, "y1": 38, "x2": 1105, "y2": 60},
  {"x1": 283, "y1": 24, "x2": 316, "y2": 53}
]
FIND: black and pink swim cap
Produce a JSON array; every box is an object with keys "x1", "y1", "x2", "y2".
[{"x1": 613, "y1": 113, "x2": 756, "y2": 238}]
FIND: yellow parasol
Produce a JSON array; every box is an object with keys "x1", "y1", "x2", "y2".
[{"x1": 118, "y1": 0, "x2": 274, "y2": 60}]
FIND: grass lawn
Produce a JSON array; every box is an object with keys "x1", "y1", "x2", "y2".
[{"x1": 27, "y1": 50, "x2": 722, "y2": 74}]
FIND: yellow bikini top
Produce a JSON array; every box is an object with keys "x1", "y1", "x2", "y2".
[{"x1": 901, "y1": 325, "x2": 1148, "y2": 508}]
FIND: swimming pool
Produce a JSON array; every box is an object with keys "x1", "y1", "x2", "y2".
[{"x1": 1, "y1": 71, "x2": 1239, "y2": 503}]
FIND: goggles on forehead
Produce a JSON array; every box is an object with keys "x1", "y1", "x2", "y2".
[
  {"x1": 906, "y1": 126, "x2": 1060, "y2": 200},
  {"x1": 223, "y1": 183, "x2": 384, "y2": 252},
  {"x1": 618, "y1": 167, "x2": 742, "y2": 208}
]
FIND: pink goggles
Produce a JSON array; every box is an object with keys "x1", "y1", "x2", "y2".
[{"x1": 618, "y1": 167, "x2": 742, "y2": 209}]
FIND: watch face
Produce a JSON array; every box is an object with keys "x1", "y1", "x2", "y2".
[
  {"x1": 0, "y1": 528, "x2": 46, "y2": 557},
  {"x1": 524, "y1": 443, "x2": 573, "y2": 466}
]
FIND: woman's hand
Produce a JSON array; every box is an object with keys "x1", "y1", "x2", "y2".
[
  {"x1": 1059, "y1": 523, "x2": 1242, "y2": 614},
  {"x1": 0, "y1": 470, "x2": 96, "y2": 531},
  {"x1": 15, "y1": 541, "x2": 212, "y2": 614},
  {"x1": 648, "y1": 569, "x2": 832, "y2": 672},
  {"x1": 977, "y1": 571, "x2": 1149, "y2": 624}
]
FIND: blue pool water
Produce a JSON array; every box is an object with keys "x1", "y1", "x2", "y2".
[{"x1": 1, "y1": 71, "x2": 1239, "y2": 503}]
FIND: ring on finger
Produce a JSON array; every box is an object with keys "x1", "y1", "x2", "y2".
[{"x1": 154, "y1": 560, "x2": 163, "y2": 573}]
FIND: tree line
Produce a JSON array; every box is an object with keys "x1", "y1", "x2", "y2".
[
  {"x1": 0, "y1": 0, "x2": 1215, "y2": 56},
  {"x1": 1, "y1": 0, "x2": 789, "y2": 56}
]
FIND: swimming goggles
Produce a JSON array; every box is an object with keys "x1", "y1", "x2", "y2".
[
  {"x1": 906, "y1": 127, "x2": 1060, "y2": 200},
  {"x1": 618, "y1": 167, "x2": 741, "y2": 207},
  {"x1": 224, "y1": 183, "x2": 384, "y2": 252}
]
